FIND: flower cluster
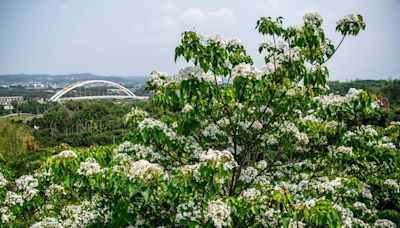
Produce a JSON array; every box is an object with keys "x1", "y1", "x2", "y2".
[
  {"x1": 126, "y1": 159, "x2": 166, "y2": 181},
  {"x1": 53, "y1": 150, "x2": 78, "y2": 159},
  {"x1": 331, "y1": 146, "x2": 353, "y2": 156},
  {"x1": 31, "y1": 217, "x2": 62, "y2": 228},
  {"x1": 227, "y1": 38, "x2": 242, "y2": 48},
  {"x1": 0, "y1": 173, "x2": 7, "y2": 188},
  {"x1": 45, "y1": 184, "x2": 66, "y2": 197},
  {"x1": 138, "y1": 118, "x2": 166, "y2": 131},
  {"x1": 15, "y1": 175, "x2": 39, "y2": 200},
  {"x1": 60, "y1": 195, "x2": 110, "y2": 227},
  {"x1": 336, "y1": 13, "x2": 365, "y2": 36},
  {"x1": 384, "y1": 179, "x2": 399, "y2": 193},
  {"x1": 4, "y1": 191, "x2": 24, "y2": 207},
  {"x1": 125, "y1": 107, "x2": 148, "y2": 124},
  {"x1": 199, "y1": 149, "x2": 238, "y2": 171},
  {"x1": 0, "y1": 207, "x2": 15, "y2": 224},
  {"x1": 261, "y1": 62, "x2": 276, "y2": 75},
  {"x1": 175, "y1": 200, "x2": 202, "y2": 223},
  {"x1": 182, "y1": 104, "x2": 194, "y2": 113},
  {"x1": 205, "y1": 34, "x2": 226, "y2": 47},
  {"x1": 148, "y1": 70, "x2": 167, "y2": 88},
  {"x1": 204, "y1": 200, "x2": 232, "y2": 228},
  {"x1": 314, "y1": 88, "x2": 364, "y2": 108},
  {"x1": 303, "y1": 12, "x2": 323, "y2": 26},
  {"x1": 232, "y1": 63, "x2": 262, "y2": 80},
  {"x1": 373, "y1": 219, "x2": 397, "y2": 228},
  {"x1": 114, "y1": 141, "x2": 163, "y2": 162},
  {"x1": 280, "y1": 121, "x2": 309, "y2": 145},
  {"x1": 202, "y1": 123, "x2": 225, "y2": 139},
  {"x1": 240, "y1": 188, "x2": 261, "y2": 200},
  {"x1": 77, "y1": 158, "x2": 103, "y2": 176},
  {"x1": 180, "y1": 164, "x2": 201, "y2": 182},
  {"x1": 172, "y1": 66, "x2": 219, "y2": 83}
]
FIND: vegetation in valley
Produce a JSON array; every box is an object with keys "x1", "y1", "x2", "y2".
[{"x1": 28, "y1": 100, "x2": 150, "y2": 148}]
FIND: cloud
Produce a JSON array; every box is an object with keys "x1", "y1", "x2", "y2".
[
  {"x1": 131, "y1": 6, "x2": 235, "y2": 44},
  {"x1": 180, "y1": 8, "x2": 205, "y2": 26},
  {"x1": 179, "y1": 8, "x2": 235, "y2": 28}
]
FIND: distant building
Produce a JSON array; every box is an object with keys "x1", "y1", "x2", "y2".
[
  {"x1": 0, "y1": 96, "x2": 24, "y2": 105},
  {"x1": 3, "y1": 105, "x2": 14, "y2": 111}
]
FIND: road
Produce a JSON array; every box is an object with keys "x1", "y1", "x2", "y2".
[{"x1": 0, "y1": 113, "x2": 42, "y2": 119}]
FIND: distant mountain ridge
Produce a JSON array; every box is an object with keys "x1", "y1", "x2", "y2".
[{"x1": 0, "y1": 73, "x2": 148, "y2": 85}]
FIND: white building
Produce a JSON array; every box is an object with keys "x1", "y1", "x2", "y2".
[{"x1": 0, "y1": 96, "x2": 24, "y2": 105}]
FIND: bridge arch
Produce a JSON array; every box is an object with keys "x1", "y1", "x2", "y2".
[{"x1": 49, "y1": 80, "x2": 142, "y2": 102}]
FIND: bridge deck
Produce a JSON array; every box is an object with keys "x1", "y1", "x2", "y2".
[{"x1": 58, "y1": 95, "x2": 148, "y2": 101}]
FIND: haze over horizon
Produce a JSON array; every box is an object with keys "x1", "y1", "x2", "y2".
[{"x1": 0, "y1": 0, "x2": 399, "y2": 81}]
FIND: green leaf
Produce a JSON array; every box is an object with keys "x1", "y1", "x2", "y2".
[{"x1": 142, "y1": 188, "x2": 151, "y2": 202}]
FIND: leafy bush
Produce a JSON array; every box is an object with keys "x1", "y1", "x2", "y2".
[{"x1": 1, "y1": 13, "x2": 399, "y2": 227}]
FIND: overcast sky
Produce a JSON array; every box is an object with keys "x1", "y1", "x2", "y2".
[{"x1": 0, "y1": 0, "x2": 399, "y2": 80}]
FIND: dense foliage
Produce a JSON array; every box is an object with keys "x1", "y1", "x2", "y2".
[
  {"x1": 329, "y1": 80, "x2": 400, "y2": 121},
  {"x1": 0, "y1": 13, "x2": 399, "y2": 227},
  {"x1": 29, "y1": 100, "x2": 149, "y2": 147}
]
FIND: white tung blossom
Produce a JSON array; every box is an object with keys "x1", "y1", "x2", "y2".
[
  {"x1": 173, "y1": 66, "x2": 220, "y2": 83},
  {"x1": 373, "y1": 219, "x2": 397, "y2": 228},
  {"x1": 227, "y1": 38, "x2": 242, "y2": 47},
  {"x1": 0, "y1": 207, "x2": 14, "y2": 224},
  {"x1": 333, "y1": 204, "x2": 355, "y2": 228},
  {"x1": 148, "y1": 70, "x2": 167, "y2": 88},
  {"x1": 259, "y1": 39, "x2": 275, "y2": 50},
  {"x1": 182, "y1": 104, "x2": 194, "y2": 113},
  {"x1": 125, "y1": 107, "x2": 148, "y2": 124},
  {"x1": 358, "y1": 125, "x2": 378, "y2": 137},
  {"x1": 30, "y1": 217, "x2": 63, "y2": 228},
  {"x1": 331, "y1": 146, "x2": 353, "y2": 156},
  {"x1": 337, "y1": 13, "x2": 363, "y2": 31},
  {"x1": 281, "y1": 121, "x2": 309, "y2": 145},
  {"x1": 60, "y1": 195, "x2": 110, "y2": 228},
  {"x1": 300, "y1": 114, "x2": 321, "y2": 123},
  {"x1": 175, "y1": 200, "x2": 202, "y2": 223},
  {"x1": 199, "y1": 149, "x2": 238, "y2": 171},
  {"x1": 314, "y1": 88, "x2": 364, "y2": 108},
  {"x1": 321, "y1": 38, "x2": 334, "y2": 56},
  {"x1": 232, "y1": 63, "x2": 263, "y2": 80},
  {"x1": 138, "y1": 118, "x2": 166, "y2": 131},
  {"x1": 359, "y1": 187, "x2": 373, "y2": 199},
  {"x1": 303, "y1": 12, "x2": 323, "y2": 26},
  {"x1": 53, "y1": 150, "x2": 78, "y2": 159},
  {"x1": 352, "y1": 202, "x2": 371, "y2": 214},
  {"x1": 180, "y1": 164, "x2": 201, "y2": 182},
  {"x1": 77, "y1": 158, "x2": 103, "y2": 176},
  {"x1": 126, "y1": 159, "x2": 166, "y2": 181},
  {"x1": 4, "y1": 191, "x2": 24, "y2": 207},
  {"x1": 262, "y1": 62, "x2": 277, "y2": 75},
  {"x1": 202, "y1": 123, "x2": 225, "y2": 139},
  {"x1": 0, "y1": 173, "x2": 8, "y2": 188},
  {"x1": 15, "y1": 175, "x2": 39, "y2": 199},
  {"x1": 204, "y1": 34, "x2": 227, "y2": 47},
  {"x1": 45, "y1": 184, "x2": 65, "y2": 197},
  {"x1": 114, "y1": 142, "x2": 162, "y2": 162},
  {"x1": 239, "y1": 166, "x2": 258, "y2": 184},
  {"x1": 384, "y1": 179, "x2": 400, "y2": 193},
  {"x1": 204, "y1": 200, "x2": 232, "y2": 228},
  {"x1": 240, "y1": 188, "x2": 261, "y2": 199}
]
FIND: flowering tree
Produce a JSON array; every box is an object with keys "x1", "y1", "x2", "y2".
[{"x1": 0, "y1": 13, "x2": 399, "y2": 227}]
